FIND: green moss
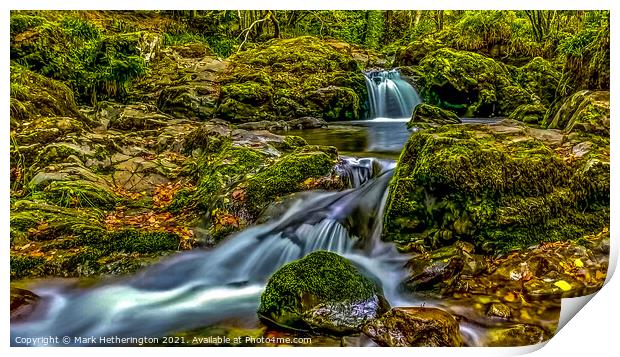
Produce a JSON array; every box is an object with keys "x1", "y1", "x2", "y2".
[
  {"x1": 407, "y1": 103, "x2": 461, "y2": 129},
  {"x1": 258, "y1": 251, "x2": 380, "y2": 328},
  {"x1": 10, "y1": 64, "x2": 82, "y2": 124},
  {"x1": 508, "y1": 103, "x2": 547, "y2": 124},
  {"x1": 244, "y1": 150, "x2": 334, "y2": 216},
  {"x1": 10, "y1": 254, "x2": 45, "y2": 279},
  {"x1": 383, "y1": 124, "x2": 607, "y2": 253},
  {"x1": 514, "y1": 57, "x2": 561, "y2": 106},
  {"x1": 415, "y1": 48, "x2": 546, "y2": 117},
  {"x1": 10, "y1": 13, "x2": 148, "y2": 104},
  {"x1": 107, "y1": 230, "x2": 180, "y2": 253},
  {"x1": 10, "y1": 14, "x2": 46, "y2": 37},
  {"x1": 35, "y1": 180, "x2": 118, "y2": 209},
  {"x1": 218, "y1": 36, "x2": 367, "y2": 122},
  {"x1": 10, "y1": 200, "x2": 106, "y2": 242}
]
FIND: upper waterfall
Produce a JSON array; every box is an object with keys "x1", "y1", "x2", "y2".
[{"x1": 364, "y1": 69, "x2": 422, "y2": 119}]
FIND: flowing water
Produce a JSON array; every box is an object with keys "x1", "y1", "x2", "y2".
[
  {"x1": 364, "y1": 69, "x2": 421, "y2": 119},
  {"x1": 10, "y1": 66, "x2": 530, "y2": 347},
  {"x1": 11, "y1": 158, "x2": 420, "y2": 346}
]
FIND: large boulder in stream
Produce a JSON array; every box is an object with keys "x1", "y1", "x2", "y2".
[
  {"x1": 258, "y1": 251, "x2": 390, "y2": 334},
  {"x1": 383, "y1": 119, "x2": 609, "y2": 253},
  {"x1": 217, "y1": 36, "x2": 367, "y2": 122}
]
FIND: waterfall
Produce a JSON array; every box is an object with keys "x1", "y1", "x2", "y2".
[
  {"x1": 11, "y1": 159, "x2": 412, "y2": 346},
  {"x1": 364, "y1": 69, "x2": 421, "y2": 119}
]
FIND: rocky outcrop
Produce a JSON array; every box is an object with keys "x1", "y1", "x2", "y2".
[
  {"x1": 217, "y1": 36, "x2": 367, "y2": 122},
  {"x1": 544, "y1": 90, "x2": 610, "y2": 136},
  {"x1": 383, "y1": 119, "x2": 609, "y2": 253},
  {"x1": 258, "y1": 251, "x2": 389, "y2": 334},
  {"x1": 362, "y1": 307, "x2": 463, "y2": 347}
]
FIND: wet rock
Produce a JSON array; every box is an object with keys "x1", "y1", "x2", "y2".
[
  {"x1": 237, "y1": 120, "x2": 288, "y2": 131},
  {"x1": 10, "y1": 287, "x2": 40, "y2": 321},
  {"x1": 486, "y1": 324, "x2": 549, "y2": 346},
  {"x1": 258, "y1": 251, "x2": 389, "y2": 334},
  {"x1": 486, "y1": 303, "x2": 511, "y2": 318},
  {"x1": 362, "y1": 307, "x2": 462, "y2": 347},
  {"x1": 287, "y1": 117, "x2": 328, "y2": 130},
  {"x1": 157, "y1": 84, "x2": 219, "y2": 120},
  {"x1": 407, "y1": 103, "x2": 461, "y2": 129}
]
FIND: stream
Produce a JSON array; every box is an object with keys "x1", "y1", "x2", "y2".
[{"x1": 10, "y1": 70, "x2": 552, "y2": 347}]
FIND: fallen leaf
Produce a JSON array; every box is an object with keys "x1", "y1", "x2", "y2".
[
  {"x1": 554, "y1": 280, "x2": 572, "y2": 292},
  {"x1": 574, "y1": 258, "x2": 584, "y2": 268}
]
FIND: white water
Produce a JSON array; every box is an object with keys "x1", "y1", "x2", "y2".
[
  {"x1": 11, "y1": 158, "x2": 418, "y2": 346},
  {"x1": 364, "y1": 69, "x2": 421, "y2": 119}
]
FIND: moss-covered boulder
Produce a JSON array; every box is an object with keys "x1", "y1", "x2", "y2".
[
  {"x1": 383, "y1": 120, "x2": 609, "y2": 253},
  {"x1": 513, "y1": 57, "x2": 561, "y2": 106},
  {"x1": 10, "y1": 14, "x2": 151, "y2": 104},
  {"x1": 217, "y1": 36, "x2": 367, "y2": 122},
  {"x1": 407, "y1": 103, "x2": 461, "y2": 129},
  {"x1": 416, "y1": 49, "x2": 516, "y2": 117},
  {"x1": 414, "y1": 48, "x2": 555, "y2": 119},
  {"x1": 508, "y1": 103, "x2": 547, "y2": 125},
  {"x1": 544, "y1": 90, "x2": 609, "y2": 136},
  {"x1": 393, "y1": 38, "x2": 444, "y2": 67},
  {"x1": 10, "y1": 64, "x2": 83, "y2": 125},
  {"x1": 258, "y1": 251, "x2": 389, "y2": 334},
  {"x1": 242, "y1": 147, "x2": 337, "y2": 216}
]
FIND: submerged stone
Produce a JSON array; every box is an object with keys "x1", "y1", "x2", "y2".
[
  {"x1": 258, "y1": 251, "x2": 389, "y2": 334},
  {"x1": 362, "y1": 307, "x2": 462, "y2": 347},
  {"x1": 486, "y1": 324, "x2": 549, "y2": 346}
]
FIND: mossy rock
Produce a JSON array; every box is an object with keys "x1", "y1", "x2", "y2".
[
  {"x1": 416, "y1": 48, "x2": 541, "y2": 117},
  {"x1": 393, "y1": 38, "x2": 443, "y2": 67},
  {"x1": 544, "y1": 90, "x2": 609, "y2": 136},
  {"x1": 10, "y1": 14, "x2": 149, "y2": 104},
  {"x1": 407, "y1": 103, "x2": 461, "y2": 129},
  {"x1": 243, "y1": 149, "x2": 336, "y2": 216},
  {"x1": 218, "y1": 36, "x2": 367, "y2": 122},
  {"x1": 10, "y1": 64, "x2": 83, "y2": 125},
  {"x1": 508, "y1": 103, "x2": 547, "y2": 125},
  {"x1": 258, "y1": 251, "x2": 389, "y2": 334},
  {"x1": 383, "y1": 121, "x2": 609, "y2": 253},
  {"x1": 514, "y1": 57, "x2": 561, "y2": 106}
]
